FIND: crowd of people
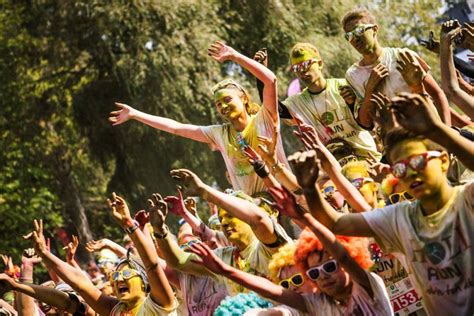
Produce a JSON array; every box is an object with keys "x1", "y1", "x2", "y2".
[{"x1": 1, "y1": 8, "x2": 473, "y2": 316}]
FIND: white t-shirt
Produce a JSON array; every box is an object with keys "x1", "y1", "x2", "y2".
[
  {"x1": 282, "y1": 78, "x2": 379, "y2": 159},
  {"x1": 176, "y1": 272, "x2": 229, "y2": 316},
  {"x1": 200, "y1": 106, "x2": 288, "y2": 195},
  {"x1": 345, "y1": 47, "x2": 429, "y2": 121},
  {"x1": 302, "y1": 272, "x2": 392, "y2": 316},
  {"x1": 362, "y1": 182, "x2": 474, "y2": 315}
]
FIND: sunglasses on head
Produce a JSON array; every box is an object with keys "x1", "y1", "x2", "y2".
[
  {"x1": 344, "y1": 24, "x2": 376, "y2": 41},
  {"x1": 278, "y1": 272, "x2": 304, "y2": 289},
  {"x1": 306, "y1": 259, "x2": 338, "y2": 281},
  {"x1": 351, "y1": 177, "x2": 375, "y2": 189},
  {"x1": 110, "y1": 269, "x2": 139, "y2": 282},
  {"x1": 388, "y1": 191, "x2": 414, "y2": 204},
  {"x1": 211, "y1": 79, "x2": 246, "y2": 95},
  {"x1": 391, "y1": 151, "x2": 441, "y2": 179},
  {"x1": 289, "y1": 58, "x2": 318, "y2": 73}
]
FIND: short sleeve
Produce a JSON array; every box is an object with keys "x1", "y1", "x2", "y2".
[
  {"x1": 138, "y1": 295, "x2": 179, "y2": 316},
  {"x1": 199, "y1": 124, "x2": 224, "y2": 151},
  {"x1": 361, "y1": 204, "x2": 406, "y2": 254},
  {"x1": 462, "y1": 181, "x2": 474, "y2": 208}
]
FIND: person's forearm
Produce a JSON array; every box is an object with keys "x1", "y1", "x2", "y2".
[
  {"x1": 232, "y1": 52, "x2": 276, "y2": 87},
  {"x1": 128, "y1": 227, "x2": 174, "y2": 308},
  {"x1": 273, "y1": 166, "x2": 301, "y2": 193},
  {"x1": 440, "y1": 42, "x2": 474, "y2": 120},
  {"x1": 17, "y1": 262, "x2": 37, "y2": 315},
  {"x1": 154, "y1": 232, "x2": 193, "y2": 268},
  {"x1": 202, "y1": 185, "x2": 269, "y2": 228},
  {"x1": 304, "y1": 187, "x2": 343, "y2": 232},
  {"x1": 181, "y1": 209, "x2": 206, "y2": 236},
  {"x1": 427, "y1": 123, "x2": 474, "y2": 170},
  {"x1": 104, "y1": 239, "x2": 127, "y2": 258},
  {"x1": 358, "y1": 90, "x2": 375, "y2": 128},
  {"x1": 14, "y1": 283, "x2": 78, "y2": 313},
  {"x1": 131, "y1": 110, "x2": 207, "y2": 143}
]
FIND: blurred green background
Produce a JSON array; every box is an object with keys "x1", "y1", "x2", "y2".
[{"x1": 0, "y1": 0, "x2": 458, "y2": 275}]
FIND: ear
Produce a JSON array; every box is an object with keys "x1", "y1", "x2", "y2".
[
  {"x1": 372, "y1": 25, "x2": 379, "y2": 37},
  {"x1": 317, "y1": 59, "x2": 324, "y2": 69},
  {"x1": 440, "y1": 151, "x2": 450, "y2": 173}
]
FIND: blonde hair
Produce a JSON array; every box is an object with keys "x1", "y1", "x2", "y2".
[
  {"x1": 212, "y1": 79, "x2": 260, "y2": 115},
  {"x1": 341, "y1": 160, "x2": 370, "y2": 179},
  {"x1": 268, "y1": 243, "x2": 296, "y2": 282}
]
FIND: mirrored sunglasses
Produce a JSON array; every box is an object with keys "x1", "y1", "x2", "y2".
[
  {"x1": 306, "y1": 259, "x2": 338, "y2": 281},
  {"x1": 110, "y1": 269, "x2": 139, "y2": 282},
  {"x1": 391, "y1": 151, "x2": 441, "y2": 179},
  {"x1": 351, "y1": 177, "x2": 375, "y2": 189},
  {"x1": 289, "y1": 58, "x2": 318, "y2": 73},
  {"x1": 344, "y1": 24, "x2": 375, "y2": 41}
]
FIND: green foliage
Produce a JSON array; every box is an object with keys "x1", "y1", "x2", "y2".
[{"x1": 0, "y1": 0, "x2": 447, "y2": 271}]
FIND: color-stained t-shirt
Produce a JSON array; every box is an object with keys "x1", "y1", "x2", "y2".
[
  {"x1": 200, "y1": 106, "x2": 288, "y2": 196},
  {"x1": 110, "y1": 294, "x2": 179, "y2": 316},
  {"x1": 362, "y1": 182, "x2": 474, "y2": 315},
  {"x1": 282, "y1": 78, "x2": 379, "y2": 159},
  {"x1": 345, "y1": 47, "x2": 430, "y2": 121}
]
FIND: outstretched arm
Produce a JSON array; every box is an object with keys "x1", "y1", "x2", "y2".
[
  {"x1": 148, "y1": 193, "x2": 214, "y2": 277},
  {"x1": 439, "y1": 21, "x2": 474, "y2": 120},
  {"x1": 208, "y1": 42, "x2": 278, "y2": 122},
  {"x1": 294, "y1": 121, "x2": 371, "y2": 213},
  {"x1": 86, "y1": 238, "x2": 127, "y2": 258},
  {"x1": 288, "y1": 151, "x2": 374, "y2": 237},
  {"x1": 108, "y1": 193, "x2": 175, "y2": 309},
  {"x1": 0, "y1": 274, "x2": 83, "y2": 314},
  {"x1": 24, "y1": 220, "x2": 117, "y2": 315},
  {"x1": 109, "y1": 103, "x2": 208, "y2": 143},
  {"x1": 391, "y1": 93, "x2": 474, "y2": 170},
  {"x1": 171, "y1": 169, "x2": 279, "y2": 245},
  {"x1": 190, "y1": 243, "x2": 307, "y2": 312}
]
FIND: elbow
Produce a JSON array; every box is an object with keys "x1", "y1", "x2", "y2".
[{"x1": 263, "y1": 75, "x2": 277, "y2": 87}]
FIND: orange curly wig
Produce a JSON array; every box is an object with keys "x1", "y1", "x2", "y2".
[{"x1": 294, "y1": 228, "x2": 373, "y2": 279}]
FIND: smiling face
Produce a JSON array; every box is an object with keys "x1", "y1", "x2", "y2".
[
  {"x1": 290, "y1": 55, "x2": 324, "y2": 86},
  {"x1": 113, "y1": 263, "x2": 145, "y2": 304},
  {"x1": 343, "y1": 19, "x2": 378, "y2": 56},
  {"x1": 214, "y1": 88, "x2": 247, "y2": 121},
  {"x1": 218, "y1": 208, "x2": 253, "y2": 248},
  {"x1": 389, "y1": 140, "x2": 449, "y2": 201},
  {"x1": 307, "y1": 251, "x2": 350, "y2": 298}
]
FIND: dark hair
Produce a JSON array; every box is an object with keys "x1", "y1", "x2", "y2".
[
  {"x1": 325, "y1": 137, "x2": 355, "y2": 161},
  {"x1": 341, "y1": 8, "x2": 376, "y2": 29},
  {"x1": 384, "y1": 127, "x2": 444, "y2": 164}
]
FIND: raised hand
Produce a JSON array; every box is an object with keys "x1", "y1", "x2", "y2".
[
  {"x1": 184, "y1": 197, "x2": 198, "y2": 216},
  {"x1": 21, "y1": 248, "x2": 42, "y2": 266},
  {"x1": 420, "y1": 31, "x2": 440, "y2": 54},
  {"x1": 339, "y1": 85, "x2": 356, "y2": 105},
  {"x1": 256, "y1": 128, "x2": 278, "y2": 166},
  {"x1": 147, "y1": 193, "x2": 169, "y2": 232},
  {"x1": 23, "y1": 219, "x2": 48, "y2": 255},
  {"x1": 367, "y1": 63, "x2": 389, "y2": 92},
  {"x1": 440, "y1": 19, "x2": 463, "y2": 45},
  {"x1": 134, "y1": 210, "x2": 150, "y2": 229},
  {"x1": 461, "y1": 23, "x2": 474, "y2": 50},
  {"x1": 390, "y1": 92, "x2": 441, "y2": 135},
  {"x1": 189, "y1": 242, "x2": 227, "y2": 275},
  {"x1": 253, "y1": 48, "x2": 268, "y2": 67},
  {"x1": 63, "y1": 235, "x2": 79, "y2": 263},
  {"x1": 268, "y1": 186, "x2": 305, "y2": 220},
  {"x1": 370, "y1": 92, "x2": 397, "y2": 129},
  {"x1": 85, "y1": 239, "x2": 108, "y2": 253},
  {"x1": 109, "y1": 102, "x2": 137, "y2": 126},
  {"x1": 208, "y1": 41, "x2": 237, "y2": 63},
  {"x1": 294, "y1": 122, "x2": 321, "y2": 151},
  {"x1": 366, "y1": 152, "x2": 391, "y2": 183},
  {"x1": 288, "y1": 150, "x2": 320, "y2": 191},
  {"x1": 170, "y1": 169, "x2": 206, "y2": 197},
  {"x1": 107, "y1": 192, "x2": 133, "y2": 229},
  {"x1": 164, "y1": 190, "x2": 187, "y2": 217},
  {"x1": 397, "y1": 50, "x2": 426, "y2": 88}
]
